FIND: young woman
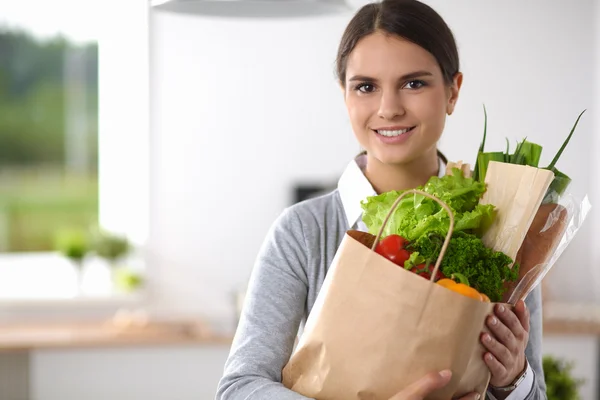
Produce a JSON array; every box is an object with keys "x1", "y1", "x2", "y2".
[{"x1": 216, "y1": 1, "x2": 546, "y2": 399}]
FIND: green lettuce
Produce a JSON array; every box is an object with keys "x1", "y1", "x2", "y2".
[{"x1": 360, "y1": 168, "x2": 495, "y2": 241}]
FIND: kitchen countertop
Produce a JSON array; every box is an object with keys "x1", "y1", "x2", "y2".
[
  {"x1": 0, "y1": 301, "x2": 598, "y2": 352},
  {"x1": 0, "y1": 319, "x2": 233, "y2": 353}
]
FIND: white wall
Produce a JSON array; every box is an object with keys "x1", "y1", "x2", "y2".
[
  {"x1": 148, "y1": 10, "x2": 359, "y2": 329},
  {"x1": 148, "y1": 0, "x2": 599, "y2": 329}
]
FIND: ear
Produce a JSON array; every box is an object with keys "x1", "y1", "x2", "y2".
[{"x1": 446, "y1": 72, "x2": 463, "y2": 116}]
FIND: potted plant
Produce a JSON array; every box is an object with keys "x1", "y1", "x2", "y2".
[
  {"x1": 90, "y1": 229, "x2": 132, "y2": 290},
  {"x1": 543, "y1": 355, "x2": 585, "y2": 400},
  {"x1": 54, "y1": 227, "x2": 90, "y2": 294}
]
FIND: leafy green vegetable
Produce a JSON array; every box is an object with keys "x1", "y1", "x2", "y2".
[
  {"x1": 518, "y1": 141, "x2": 543, "y2": 168},
  {"x1": 544, "y1": 168, "x2": 571, "y2": 204},
  {"x1": 546, "y1": 110, "x2": 586, "y2": 171},
  {"x1": 540, "y1": 109, "x2": 586, "y2": 199},
  {"x1": 473, "y1": 108, "x2": 586, "y2": 201},
  {"x1": 408, "y1": 232, "x2": 518, "y2": 302},
  {"x1": 361, "y1": 168, "x2": 495, "y2": 241},
  {"x1": 476, "y1": 152, "x2": 504, "y2": 184}
]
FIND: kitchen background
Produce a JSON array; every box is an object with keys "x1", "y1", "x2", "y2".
[{"x1": 0, "y1": 0, "x2": 598, "y2": 399}]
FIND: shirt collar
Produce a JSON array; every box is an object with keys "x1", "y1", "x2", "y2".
[{"x1": 337, "y1": 153, "x2": 447, "y2": 229}]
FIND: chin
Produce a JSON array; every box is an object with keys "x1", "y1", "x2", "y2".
[{"x1": 370, "y1": 149, "x2": 416, "y2": 166}]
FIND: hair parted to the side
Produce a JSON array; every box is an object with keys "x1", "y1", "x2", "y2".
[{"x1": 335, "y1": 0, "x2": 460, "y2": 86}]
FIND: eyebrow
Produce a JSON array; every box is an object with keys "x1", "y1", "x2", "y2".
[{"x1": 348, "y1": 70, "x2": 434, "y2": 82}]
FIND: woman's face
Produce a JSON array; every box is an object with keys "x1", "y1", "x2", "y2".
[{"x1": 343, "y1": 31, "x2": 462, "y2": 166}]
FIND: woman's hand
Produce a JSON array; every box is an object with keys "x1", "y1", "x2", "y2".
[
  {"x1": 481, "y1": 300, "x2": 529, "y2": 387},
  {"x1": 388, "y1": 370, "x2": 481, "y2": 400}
]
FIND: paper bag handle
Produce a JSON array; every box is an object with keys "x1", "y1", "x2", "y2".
[{"x1": 370, "y1": 190, "x2": 455, "y2": 283}]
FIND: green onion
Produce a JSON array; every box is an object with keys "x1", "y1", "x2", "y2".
[
  {"x1": 541, "y1": 109, "x2": 586, "y2": 200},
  {"x1": 519, "y1": 141, "x2": 543, "y2": 168},
  {"x1": 472, "y1": 107, "x2": 585, "y2": 196},
  {"x1": 510, "y1": 138, "x2": 528, "y2": 165},
  {"x1": 473, "y1": 104, "x2": 488, "y2": 182},
  {"x1": 546, "y1": 109, "x2": 586, "y2": 171},
  {"x1": 479, "y1": 104, "x2": 488, "y2": 154},
  {"x1": 544, "y1": 168, "x2": 571, "y2": 204},
  {"x1": 476, "y1": 151, "x2": 505, "y2": 182},
  {"x1": 510, "y1": 139, "x2": 543, "y2": 168}
]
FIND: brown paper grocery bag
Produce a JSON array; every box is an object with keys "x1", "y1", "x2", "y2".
[{"x1": 282, "y1": 191, "x2": 495, "y2": 400}]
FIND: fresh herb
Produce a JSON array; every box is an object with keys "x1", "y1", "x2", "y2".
[{"x1": 409, "y1": 231, "x2": 518, "y2": 302}]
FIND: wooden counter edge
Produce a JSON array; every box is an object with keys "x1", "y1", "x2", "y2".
[
  {"x1": 0, "y1": 321, "x2": 234, "y2": 353},
  {"x1": 543, "y1": 318, "x2": 600, "y2": 336},
  {"x1": 0, "y1": 317, "x2": 597, "y2": 353}
]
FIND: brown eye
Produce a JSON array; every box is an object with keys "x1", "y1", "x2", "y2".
[
  {"x1": 404, "y1": 80, "x2": 426, "y2": 90},
  {"x1": 356, "y1": 83, "x2": 375, "y2": 93}
]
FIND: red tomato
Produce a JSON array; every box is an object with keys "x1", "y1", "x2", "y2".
[
  {"x1": 410, "y1": 263, "x2": 446, "y2": 282},
  {"x1": 375, "y1": 235, "x2": 410, "y2": 267}
]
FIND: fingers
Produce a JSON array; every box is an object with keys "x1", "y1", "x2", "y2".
[
  {"x1": 492, "y1": 304, "x2": 530, "y2": 350},
  {"x1": 486, "y1": 312, "x2": 517, "y2": 354},
  {"x1": 481, "y1": 331, "x2": 512, "y2": 366},
  {"x1": 483, "y1": 351, "x2": 508, "y2": 380},
  {"x1": 400, "y1": 370, "x2": 452, "y2": 400},
  {"x1": 514, "y1": 300, "x2": 530, "y2": 333}
]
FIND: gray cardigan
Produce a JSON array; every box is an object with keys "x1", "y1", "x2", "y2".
[{"x1": 215, "y1": 189, "x2": 547, "y2": 400}]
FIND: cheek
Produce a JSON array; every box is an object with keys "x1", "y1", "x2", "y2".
[
  {"x1": 417, "y1": 92, "x2": 448, "y2": 132},
  {"x1": 346, "y1": 97, "x2": 371, "y2": 129}
]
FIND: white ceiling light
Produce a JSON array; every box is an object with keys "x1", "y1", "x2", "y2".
[{"x1": 150, "y1": 0, "x2": 352, "y2": 18}]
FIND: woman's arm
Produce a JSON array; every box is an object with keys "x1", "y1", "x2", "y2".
[{"x1": 216, "y1": 207, "x2": 314, "y2": 400}]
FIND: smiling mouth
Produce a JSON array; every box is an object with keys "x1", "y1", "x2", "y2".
[{"x1": 374, "y1": 126, "x2": 416, "y2": 137}]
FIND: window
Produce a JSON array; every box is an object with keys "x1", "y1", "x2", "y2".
[
  {"x1": 0, "y1": 4, "x2": 99, "y2": 253},
  {"x1": 0, "y1": 0, "x2": 150, "y2": 302}
]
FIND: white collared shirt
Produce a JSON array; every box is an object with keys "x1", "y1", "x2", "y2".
[
  {"x1": 337, "y1": 153, "x2": 447, "y2": 232},
  {"x1": 336, "y1": 153, "x2": 535, "y2": 400}
]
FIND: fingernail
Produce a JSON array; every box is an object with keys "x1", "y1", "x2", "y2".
[
  {"x1": 498, "y1": 305, "x2": 505, "y2": 313},
  {"x1": 490, "y1": 317, "x2": 498, "y2": 325},
  {"x1": 484, "y1": 334, "x2": 491, "y2": 343},
  {"x1": 439, "y1": 369, "x2": 452, "y2": 379},
  {"x1": 486, "y1": 353, "x2": 494, "y2": 361},
  {"x1": 474, "y1": 394, "x2": 481, "y2": 400}
]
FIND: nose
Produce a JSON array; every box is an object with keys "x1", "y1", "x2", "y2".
[{"x1": 377, "y1": 90, "x2": 405, "y2": 120}]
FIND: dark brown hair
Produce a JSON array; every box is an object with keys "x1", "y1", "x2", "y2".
[{"x1": 336, "y1": 0, "x2": 460, "y2": 86}]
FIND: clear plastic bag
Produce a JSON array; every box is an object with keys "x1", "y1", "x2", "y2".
[{"x1": 506, "y1": 190, "x2": 592, "y2": 305}]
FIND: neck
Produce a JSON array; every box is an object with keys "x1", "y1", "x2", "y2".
[{"x1": 364, "y1": 148, "x2": 440, "y2": 194}]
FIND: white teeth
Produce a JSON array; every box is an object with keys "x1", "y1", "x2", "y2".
[{"x1": 377, "y1": 127, "x2": 413, "y2": 137}]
